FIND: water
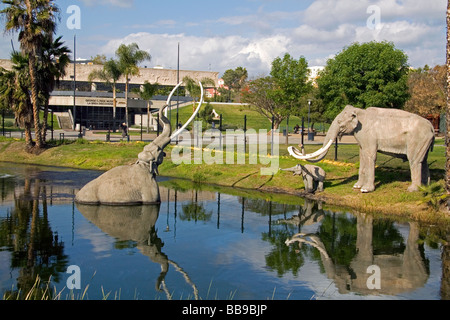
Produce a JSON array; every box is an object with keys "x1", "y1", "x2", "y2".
[{"x1": 0, "y1": 163, "x2": 448, "y2": 300}]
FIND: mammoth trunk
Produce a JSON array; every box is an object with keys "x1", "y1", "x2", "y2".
[
  {"x1": 287, "y1": 120, "x2": 338, "y2": 162},
  {"x1": 322, "y1": 120, "x2": 340, "y2": 151}
]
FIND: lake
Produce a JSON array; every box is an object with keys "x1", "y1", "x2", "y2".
[{"x1": 0, "y1": 163, "x2": 448, "y2": 300}]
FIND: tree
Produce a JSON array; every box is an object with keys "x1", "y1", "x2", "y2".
[
  {"x1": 317, "y1": 41, "x2": 410, "y2": 120},
  {"x1": 242, "y1": 54, "x2": 312, "y2": 130},
  {"x1": 139, "y1": 81, "x2": 158, "y2": 133},
  {"x1": 116, "y1": 43, "x2": 151, "y2": 129},
  {"x1": 242, "y1": 76, "x2": 285, "y2": 130},
  {"x1": 1, "y1": 0, "x2": 59, "y2": 150},
  {"x1": 88, "y1": 58, "x2": 122, "y2": 131},
  {"x1": 0, "y1": 52, "x2": 34, "y2": 147},
  {"x1": 38, "y1": 35, "x2": 70, "y2": 142},
  {"x1": 182, "y1": 76, "x2": 215, "y2": 111},
  {"x1": 222, "y1": 67, "x2": 248, "y2": 102},
  {"x1": 270, "y1": 53, "x2": 312, "y2": 128},
  {"x1": 404, "y1": 65, "x2": 446, "y2": 117}
]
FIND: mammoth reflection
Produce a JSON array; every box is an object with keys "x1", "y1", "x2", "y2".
[
  {"x1": 285, "y1": 213, "x2": 429, "y2": 296},
  {"x1": 75, "y1": 203, "x2": 198, "y2": 300}
]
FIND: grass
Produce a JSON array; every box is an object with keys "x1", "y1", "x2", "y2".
[
  {"x1": 161, "y1": 142, "x2": 448, "y2": 222},
  {"x1": 168, "y1": 103, "x2": 306, "y2": 131},
  {"x1": 0, "y1": 133, "x2": 448, "y2": 225}
]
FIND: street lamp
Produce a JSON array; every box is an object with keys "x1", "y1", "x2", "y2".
[
  {"x1": 307, "y1": 99, "x2": 312, "y2": 141},
  {"x1": 307, "y1": 99, "x2": 312, "y2": 132}
]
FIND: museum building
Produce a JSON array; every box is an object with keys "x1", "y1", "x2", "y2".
[{"x1": 0, "y1": 59, "x2": 219, "y2": 131}]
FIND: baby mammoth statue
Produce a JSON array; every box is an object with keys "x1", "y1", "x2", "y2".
[{"x1": 281, "y1": 164, "x2": 326, "y2": 194}]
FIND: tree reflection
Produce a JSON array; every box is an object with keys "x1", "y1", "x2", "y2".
[
  {"x1": 263, "y1": 200, "x2": 325, "y2": 277},
  {"x1": 0, "y1": 176, "x2": 68, "y2": 300},
  {"x1": 180, "y1": 191, "x2": 212, "y2": 222}
]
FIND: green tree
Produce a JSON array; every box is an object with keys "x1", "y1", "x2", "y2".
[
  {"x1": 0, "y1": 52, "x2": 34, "y2": 147},
  {"x1": 182, "y1": 76, "x2": 215, "y2": 111},
  {"x1": 116, "y1": 43, "x2": 151, "y2": 129},
  {"x1": 242, "y1": 76, "x2": 285, "y2": 130},
  {"x1": 139, "y1": 80, "x2": 158, "y2": 133},
  {"x1": 270, "y1": 53, "x2": 312, "y2": 112},
  {"x1": 317, "y1": 41, "x2": 410, "y2": 120},
  {"x1": 222, "y1": 67, "x2": 248, "y2": 102},
  {"x1": 270, "y1": 53, "x2": 312, "y2": 129},
  {"x1": 242, "y1": 54, "x2": 311, "y2": 130},
  {"x1": 1, "y1": 0, "x2": 59, "y2": 150},
  {"x1": 88, "y1": 58, "x2": 122, "y2": 131},
  {"x1": 38, "y1": 35, "x2": 70, "y2": 142}
]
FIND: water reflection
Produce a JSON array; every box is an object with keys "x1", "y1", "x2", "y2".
[
  {"x1": 0, "y1": 172, "x2": 68, "y2": 300},
  {"x1": 76, "y1": 203, "x2": 199, "y2": 300},
  {"x1": 0, "y1": 164, "x2": 448, "y2": 300},
  {"x1": 285, "y1": 212, "x2": 429, "y2": 296}
]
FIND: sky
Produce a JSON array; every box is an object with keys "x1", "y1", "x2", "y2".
[{"x1": 0, "y1": 0, "x2": 447, "y2": 78}]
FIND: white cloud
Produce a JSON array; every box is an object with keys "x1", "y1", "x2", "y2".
[
  {"x1": 100, "y1": 32, "x2": 291, "y2": 76},
  {"x1": 95, "y1": 0, "x2": 446, "y2": 77}
]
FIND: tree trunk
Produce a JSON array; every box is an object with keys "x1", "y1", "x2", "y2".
[
  {"x1": 28, "y1": 55, "x2": 44, "y2": 149},
  {"x1": 446, "y1": 0, "x2": 450, "y2": 208},
  {"x1": 24, "y1": 122, "x2": 33, "y2": 148},
  {"x1": 25, "y1": 0, "x2": 43, "y2": 149}
]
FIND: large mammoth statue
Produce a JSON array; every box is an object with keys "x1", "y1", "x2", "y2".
[
  {"x1": 75, "y1": 82, "x2": 204, "y2": 205},
  {"x1": 288, "y1": 106, "x2": 435, "y2": 193}
]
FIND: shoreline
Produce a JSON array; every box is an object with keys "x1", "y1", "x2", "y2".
[{"x1": 0, "y1": 137, "x2": 449, "y2": 226}]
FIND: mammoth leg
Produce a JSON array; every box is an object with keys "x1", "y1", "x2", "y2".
[
  {"x1": 360, "y1": 147, "x2": 377, "y2": 193},
  {"x1": 408, "y1": 161, "x2": 422, "y2": 192},
  {"x1": 317, "y1": 180, "x2": 324, "y2": 192},
  {"x1": 353, "y1": 146, "x2": 365, "y2": 190},
  {"x1": 408, "y1": 139, "x2": 433, "y2": 192},
  {"x1": 421, "y1": 159, "x2": 430, "y2": 186},
  {"x1": 303, "y1": 175, "x2": 314, "y2": 193}
]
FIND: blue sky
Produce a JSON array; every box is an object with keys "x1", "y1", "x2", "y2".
[{"x1": 0, "y1": 0, "x2": 447, "y2": 77}]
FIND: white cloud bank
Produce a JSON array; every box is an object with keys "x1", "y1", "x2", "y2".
[{"x1": 98, "y1": 0, "x2": 446, "y2": 77}]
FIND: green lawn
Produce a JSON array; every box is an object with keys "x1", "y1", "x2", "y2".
[
  {"x1": 168, "y1": 103, "x2": 306, "y2": 132},
  {"x1": 0, "y1": 127, "x2": 448, "y2": 224},
  {"x1": 0, "y1": 112, "x2": 61, "y2": 131}
]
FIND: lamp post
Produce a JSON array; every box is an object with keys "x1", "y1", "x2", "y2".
[
  {"x1": 307, "y1": 99, "x2": 312, "y2": 141},
  {"x1": 307, "y1": 99, "x2": 312, "y2": 132}
]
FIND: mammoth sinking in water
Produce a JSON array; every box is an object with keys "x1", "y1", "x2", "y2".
[
  {"x1": 288, "y1": 105, "x2": 435, "y2": 193},
  {"x1": 75, "y1": 82, "x2": 204, "y2": 205}
]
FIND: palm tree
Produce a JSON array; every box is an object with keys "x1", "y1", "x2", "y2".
[
  {"x1": 182, "y1": 76, "x2": 215, "y2": 112},
  {"x1": 139, "y1": 81, "x2": 158, "y2": 133},
  {"x1": 88, "y1": 59, "x2": 122, "y2": 131},
  {"x1": 116, "y1": 43, "x2": 151, "y2": 129},
  {"x1": 39, "y1": 35, "x2": 71, "y2": 142},
  {"x1": 1, "y1": 0, "x2": 59, "y2": 150},
  {"x1": 0, "y1": 52, "x2": 34, "y2": 147}
]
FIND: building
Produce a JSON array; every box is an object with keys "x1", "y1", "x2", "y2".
[
  {"x1": 308, "y1": 66, "x2": 325, "y2": 86},
  {"x1": 0, "y1": 59, "x2": 219, "y2": 131}
]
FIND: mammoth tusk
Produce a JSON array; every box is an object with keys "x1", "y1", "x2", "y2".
[
  {"x1": 164, "y1": 81, "x2": 184, "y2": 118},
  {"x1": 170, "y1": 81, "x2": 204, "y2": 140},
  {"x1": 288, "y1": 140, "x2": 334, "y2": 160}
]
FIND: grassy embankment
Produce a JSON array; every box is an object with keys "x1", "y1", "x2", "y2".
[
  {"x1": 0, "y1": 104, "x2": 448, "y2": 224},
  {"x1": 0, "y1": 134, "x2": 448, "y2": 225}
]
